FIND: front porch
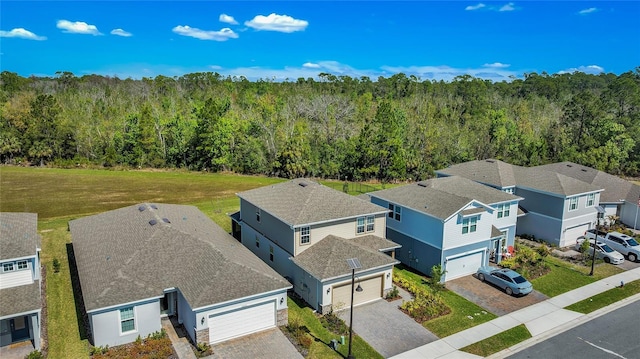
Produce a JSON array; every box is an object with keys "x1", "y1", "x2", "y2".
[{"x1": 0, "y1": 339, "x2": 35, "y2": 359}]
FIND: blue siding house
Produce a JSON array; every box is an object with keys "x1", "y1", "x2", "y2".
[{"x1": 367, "y1": 176, "x2": 521, "y2": 281}]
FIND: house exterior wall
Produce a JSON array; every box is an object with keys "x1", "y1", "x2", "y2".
[
  {"x1": 620, "y1": 202, "x2": 640, "y2": 230},
  {"x1": 177, "y1": 290, "x2": 196, "y2": 343},
  {"x1": 370, "y1": 197, "x2": 444, "y2": 248},
  {"x1": 492, "y1": 201, "x2": 519, "y2": 231},
  {"x1": 89, "y1": 299, "x2": 162, "y2": 347},
  {"x1": 386, "y1": 228, "x2": 441, "y2": 276},
  {"x1": 240, "y1": 224, "x2": 294, "y2": 279},
  {"x1": 443, "y1": 209, "x2": 492, "y2": 249},
  {"x1": 0, "y1": 256, "x2": 37, "y2": 290},
  {"x1": 515, "y1": 188, "x2": 565, "y2": 219},
  {"x1": 517, "y1": 213, "x2": 563, "y2": 246},
  {"x1": 240, "y1": 200, "x2": 294, "y2": 255}
]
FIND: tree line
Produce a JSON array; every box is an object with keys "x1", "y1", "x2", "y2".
[{"x1": 1, "y1": 69, "x2": 639, "y2": 180}]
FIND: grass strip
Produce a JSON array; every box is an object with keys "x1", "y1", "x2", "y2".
[
  {"x1": 532, "y1": 256, "x2": 623, "y2": 297},
  {"x1": 565, "y1": 280, "x2": 640, "y2": 314},
  {"x1": 460, "y1": 324, "x2": 531, "y2": 357}
]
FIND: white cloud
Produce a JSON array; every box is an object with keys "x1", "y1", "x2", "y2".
[
  {"x1": 558, "y1": 65, "x2": 604, "y2": 75},
  {"x1": 578, "y1": 7, "x2": 598, "y2": 15},
  {"x1": 381, "y1": 64, "x2": 518, "y2": 82},
  {"x1": 57, "y1": 20, "x2": 101, "y2": 35},
  {"x1": 172, "y1": 25, "x2": 238, "y2": 41},
  {"x1": 219, "y1": 14, "x2": 238, "y2": 25},
  {"x1": 245, "y1": 13, "x2": 308, "y2": 33},
  {"x1": 0, "y1": 28, "x2": 46, "y2": 40},
  {"x1": 465, "y1": 3, "x2": 486, "y2": 11},
  {"x1": 303, "y1": 62, "x2": 321, "y2": 68},
  {"x1": 111, "y1": 28, "x2": 132, "y2": 37},
  {"x1": 499, "y1": 2, "x2": 515, "y2": 12},
  {"x1": 483, "y1": 62, "x2": 510, "y2": 68}
]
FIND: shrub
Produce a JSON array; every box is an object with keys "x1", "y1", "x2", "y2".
[
  {"x1": 286, "y1": 318, "x2": 312, "y2": 349},
  {"x1": 394, "y1": 275, "x2": 450, "y2": 322},
  {"x1": 89, "y1": 345, "x2": 109, "y2": 356},
  {"x1": 430, "y1": 264, "x2": 445, "y2": 290},
  {"x1": 385, "y1": 285, "x2": 400, "y2": 300},
  {"x1": 147, "y1": 329, "x2": 167, "y2": 340},
  {"x1": 319, "y1": 310, "x2": 348, "y2": 335},
  {"x1": 26, "y1": 350, "x2": 44, "y2": 359},
  {"x1": 194, "y1": 342, "x2": 212, "y2": 358},
  {"x1": 52, "y1": 258, "x2": 60, "y2": 273}
]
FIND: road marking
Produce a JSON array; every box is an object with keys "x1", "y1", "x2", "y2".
[{"x1": 577, "y1": 337, "x2": 627, "y2": 359}]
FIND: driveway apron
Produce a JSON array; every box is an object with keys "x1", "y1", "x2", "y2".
[
  {"x1": 208, "y1": 328, "x2": 302, "y2": 359},
  {"x1": 337, "y1": 298, "x2": 439, "y2": 358}
]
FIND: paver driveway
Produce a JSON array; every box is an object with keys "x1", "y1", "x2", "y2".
[
  {"x1": 337, "y1": 298, "x2": 439, "y2": 358},
  {"x1": 446, "y1": 274, "x2": 548, "y2": 316},
  {"x1": 208, "y1": 328, "x2": 302, "y2": 359}
]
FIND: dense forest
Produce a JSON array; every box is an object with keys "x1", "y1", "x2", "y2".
[{"x1": 1, "y1": 69, "x2": 639, "y2": 180}]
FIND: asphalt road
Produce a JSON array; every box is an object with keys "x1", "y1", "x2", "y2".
[{"x1": 507, "y1": 299, "x2": 640, "y2": 359}]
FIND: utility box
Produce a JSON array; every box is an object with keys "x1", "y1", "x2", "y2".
[
  {"x1": 330, "y1": 339, "x2": 339, "y2": 350},
  {"x1": 341, "y1": 335, "x2": 345, "y2": 345}
]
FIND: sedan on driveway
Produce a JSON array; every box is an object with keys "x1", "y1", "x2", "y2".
[
  {"x1": 575, "y1": 237, "x2": 625, "y2": 265},
  {"x1": 476, "y1": 266, "x2": 533, "y2": 296}
]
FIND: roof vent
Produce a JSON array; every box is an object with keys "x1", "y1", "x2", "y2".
[
  {"x1": 417, "y1": 182, "x2": 427, "y2": 187},
  {"x1": 299, "y1": 182, "x2": 308, "y2": 187},
  {"x1": 150, "y1": 204, "x2": 158, "y2": 210},
  {"x1": 581, "y1": 169, "x2": 587, "y2": 172},
  {"x1": 486, "y1": 159, "x2": 495, "y2": 163},
  {"x1": 162, "y1": 218, "x2": 170, "y2": 223},
  {"x1": 149, "y1": 219, "x2": 157, "y2": 226},
  {"x1": 567, "y1": 164, "x2": 573, "y2": 167},
  {"x1": 138, "y1": 205, "x2": 146, "y2": 212}
]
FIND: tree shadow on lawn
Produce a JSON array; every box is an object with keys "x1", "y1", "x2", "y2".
[{"x1": 66, "y1": 243, "x2": 90, "y2": 342}]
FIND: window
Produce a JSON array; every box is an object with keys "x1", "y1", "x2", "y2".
[
  {"x1": 255, "y1": 235, "x2": 260, "y2": 248},
  {"x1": 504, "y1": 188, "x2": 514, "y2": 194},
  {"x1": 366, "y1": 216, "x2": 375, "y2": 232},
  {"x1": 497, "y1": 204, "x2": 510, "y2": 218},
  {"x1": 17, "y1": 260, "x2": 28, "y2": 270},
  {"x1": 120, "y1": 307, "x2": 135, "y2": 333},
  {"x1": 256, "y1": 208, "x2": 261, "y2": 222},
  {"x1": 269, "y1": 245, "x2": 274, "y2": 262},
  {"x1": 569, "y1": 197, "x2": 578, "y2": 211},
  {"x1": 301, "y1": 226, "x2": 310, "y2": 244},
  {"x1": 2, "y1": 262, "x2": 14, "y2": 272},
  {"x1": 388, "y1": 203, "x2": 394, "y2": 218},
  {"x1": 388, "y1": 203, "x2": 401, "y2": 221},
  {"x1": 357, "y1": 217, "x2": 365, "y2": 234},
  {"x1": 462, "y1": 216, "x2": 478, "y2": 234},
  {"x1": 586, "y1": 193, "x2": 595, "y2": 207}
]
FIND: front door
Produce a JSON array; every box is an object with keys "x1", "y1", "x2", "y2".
[
  {"x1": 10, "y1": 316, "x2": 30, "y2": 342},
  {"x1": 490, "y1": 239, "x2": 500, "y2": 263},
  {"x1": 160, "y1": 292, "x2": 176, "y2": 316}
]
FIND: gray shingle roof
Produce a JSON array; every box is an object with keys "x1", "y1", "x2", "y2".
[
  {"x1": 237, "y1": 178, "x2": 388, "y2": 227},
  {"x1": 69, "y1": 204, "x2": 291, "y2": 312},
  {"x1": 290, "y1": 235, "x2": 399, "y2": 281},
  {"x1": 368, "y1": 176, "x2": 520, "y2": 220},
  {"x1": 0, "y1": 281, "x2": 41, "y2": 317},
  {"x1": 349, "y1": 235, "x2": 401, "y2": 252},
  {"x1": 0, "y1": 213, "x2": 40, "y2": 261},
  {"x1": 437, "y1": 160, "x2": 602, "y2": 197},
  {"x1": 436, "y1": 159, "x2": 517, "y2": 188},
  {"x1": 535, "y1": 162, "x2": 639, "y2": 203}
]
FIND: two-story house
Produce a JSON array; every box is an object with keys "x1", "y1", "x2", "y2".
[
  {"x1": 436, "y1": 159, "x2": 604, "y2": 247},
  {"x1": 366, "y1": 176, "x2": 521, "y2": 281},
  {"x1": 0, "y1": 213, "x2": 42, "y2": 352},
  {"x1": 233, "y1": 178, "x2": 400, "y2": 313}
]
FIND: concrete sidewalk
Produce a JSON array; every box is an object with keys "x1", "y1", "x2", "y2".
[{"x1": 390, "y1": 267, "x2": 640, "y2": 359}]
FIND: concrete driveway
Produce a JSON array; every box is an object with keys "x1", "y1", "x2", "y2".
[
  {"x1": 446, "y1": 274, "x2": 548, "y2": 316},
  {"x1": 209, "y1": 328, "x2": 302, "y2": 359},
  {"x1": 337, "y1": 295, "x2": 439, "y2": 358}
]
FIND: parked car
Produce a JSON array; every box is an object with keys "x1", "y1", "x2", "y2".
[
  {"x1": 476, "y1": 266, "x2": 533, "y2": 296},
  {"x1": 575, "y1": 237, "x2": 625, "y2": 264},
  {"x1": 602, "y1": 231, "x2": 640, "y2": 262},
  {"x1": 584, "y1": 229, "x2": 607, "y2": 242}
]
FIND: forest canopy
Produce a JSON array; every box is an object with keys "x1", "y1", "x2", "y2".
[{"x1": 1, "y1": 69, "x2": 639, "y2": 180}]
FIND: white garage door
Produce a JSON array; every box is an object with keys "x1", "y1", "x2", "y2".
[
  {"x1": 564, "y1": 223, "x2": 590, "y2": 247},
  {"x1": 446, "y1": 251, "x2": 483, "y2": 281},
  {"x1": 332, "y1": 275, "x2": 382, "y2": 310},
  {"x1": 208, "y1": 301, "x2": 275, "y2": 344}
]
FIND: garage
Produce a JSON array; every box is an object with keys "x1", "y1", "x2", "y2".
[
  {"x1": 208, "y1": 301, "x2": 276, "y2": 344},
  {"x1": 445, "y1": 251, "x2": 484, "y2": 281},
  {"x1": 563, "y1": 223, "x2": 590, "y2": 247},
  {"x1": 332, "y1": 275, "x2": 382, "y2": 310}
]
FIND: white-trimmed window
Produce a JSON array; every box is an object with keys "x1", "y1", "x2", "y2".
[
  {"x1": 120, "y1": 307, "x2": 136, "y2": 333},
  {"x1": 301, "y1": 226, "x2": 310, "y2": 244},
  {"x1": 256, "y1": 208, "x2": 261, "y2": 222},
  {"x1": 2, "y1": 262, "x2": 14, "y2": 272},
  {"x1": 388, "y1": 204, "x2": 401, "y2": 221},
  {"x1": 497, "y1": 204, "x2": 510, "y2": 218},
  {"x1": 504, "y1": 188, "x2": 514, "y2": 194},
  {"x1": 366, "y1": 215, "x2": 375, "y2": 232},
  {"x1": 357, "y1": 217, "x2": 365, "y2": 234},
  {"x1": 569, "y1": 197, "x2": 579, "y2": 211},
  {"x1": 462, "y1": 217, "x2": 478, "y2": 234},
  {"x1": 17, "y1": 260, "x2": 28, "y2": 270},
  {"x1": 586, "y1": 193, "x2": 595, "y2": 207}
]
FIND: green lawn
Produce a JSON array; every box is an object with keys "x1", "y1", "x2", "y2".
[
  {"x1": 393, "y1": 266, "x2": 497, "y2": 338},
  {"x1": 287, "y1": 297, "x2": 383, "y2": 359},
  {"x1": 532, "y1": 256, "x2": 624, "y2": 297},
  {"x1": 565, "y1": 280, "x2": 640, "y2": 314},
  {"x1": 460, "y1": 325, "x2": 532, "y2": 357}
]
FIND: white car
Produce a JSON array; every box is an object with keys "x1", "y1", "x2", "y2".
[{"x1": 576, "y1": 237, "x2": 625, "y2": 265}]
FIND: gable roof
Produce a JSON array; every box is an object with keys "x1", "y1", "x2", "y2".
[
  {"x1": 290, "y1": 235, "x2": 399, "y2": 282},
  {"x1": 237, "y1": 178, "x2": 388, "y2": 227},
  {"x1": 0, "y1": 281, "x2": 41, "y2": 317},
  {"x1": 368, "y1": 176, "x2": 520, "y2": 220},
  {"x1": 535, "y1": 162, "x2": 640, "y2": 204},
  {"x1": 437, "y1": 159, "x2": 602, "y2": 197},
  {"x1": 69, "y1": 204, "x2": 291, "y2": 312},
  {"x1": 0, "y1": 212, "x2": 41, "y2": 261}
]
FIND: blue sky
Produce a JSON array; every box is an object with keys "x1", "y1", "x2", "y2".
[{"x1": 1, "y1": 1, "x2": 639, "y2": 81}]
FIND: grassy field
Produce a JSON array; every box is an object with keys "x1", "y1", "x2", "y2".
[
  {"x1": 565, "y1": 280, "x2": 640, "y2": 314},
  {"x1": 532, "y1": 256, "x2": 623, "y2": 297},
  {"x1": 460, "y1": 324, "x2": 531, "y2": 356},
  {"x1": 0, "y1": 166, "x2": 390, "y2": 358}
]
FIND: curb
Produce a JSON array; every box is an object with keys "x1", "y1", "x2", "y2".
[{"x1": 487, "y1": 292, "x2": 640, "y2": 358}]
